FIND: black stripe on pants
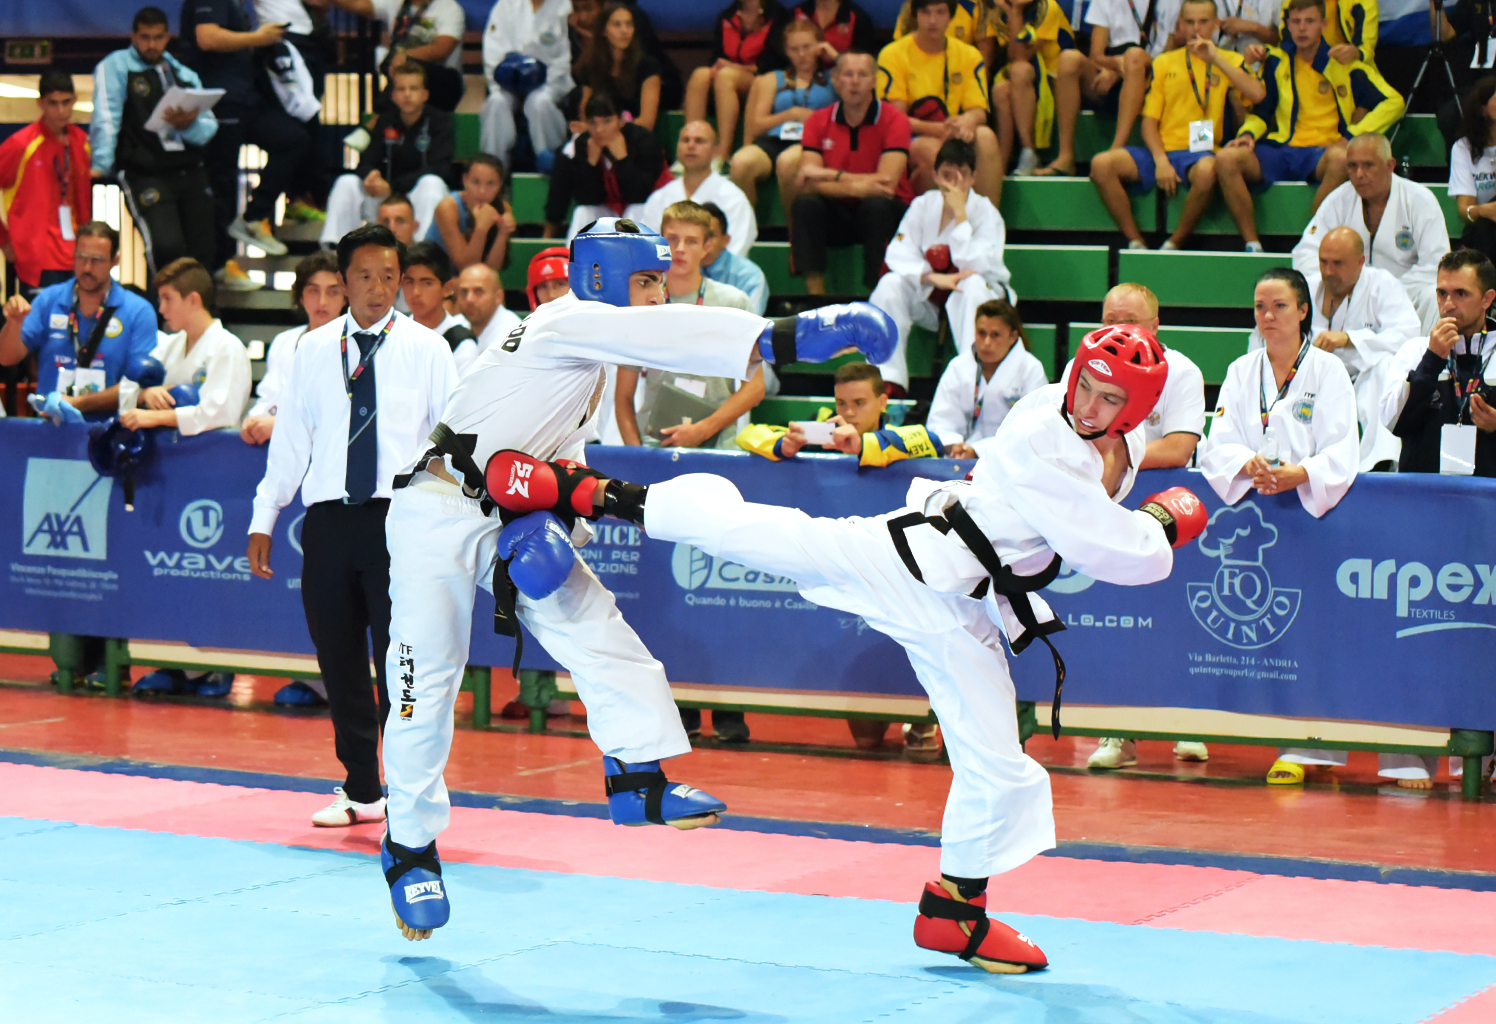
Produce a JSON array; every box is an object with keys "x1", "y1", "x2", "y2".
[{"x1": 300, "y1": 499, "x2": 392, "y2": 805}]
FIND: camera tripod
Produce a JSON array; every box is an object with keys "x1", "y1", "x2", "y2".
[{"x1": 1391, "y1": 0, "x2": 1466, "y2": 142}]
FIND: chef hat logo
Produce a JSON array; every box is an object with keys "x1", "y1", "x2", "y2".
[{"x1": 1196, "y1": 502, "x2": 1279, "y2": 567}]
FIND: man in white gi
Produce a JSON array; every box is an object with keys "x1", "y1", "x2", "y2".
[
  {"x1": 490, "y1": 324, "x2": 1207, "y2": 974},
  {"x1": 1291, "y1": 132, "x2": 1450, "y2": 332},
  {"x1": 639, "y1": 121, "x2": 758, "y2": 256},
  {"x1": 870, "y1": 137, "x2": 1012, "y2": 393},
  {"x1": 1258, "y1": 226, "x2": 1420, "y2": 470},
  {"x1": 451, "y1": 263, "x2": 521, "y2": 375},
  {"x1": 378, "y1": 218, "x2": 899, "y2": 940},
  {"x1": 480, "y1": 0, "x2": 573, "y2": 168}
]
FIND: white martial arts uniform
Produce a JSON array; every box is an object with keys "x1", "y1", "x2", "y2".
[
  {"x1": 151, "y1": 320, "x2": 253, "y2": 435},
  {"x1": 640, "y1": 404, "x2": 1170, "y2": 877},
  {"x1": 382, "y1": 293, "x2": 767, "y2": 848},
  {"x1": 320, "y1": 174, "x2": 451, "y2": 248},
  {"x1": 870, "y1": 189, "x2": 1013, "y2": 390},
  {"x1": 1086, "y1": 0, "x2": 1186, "y2": 55},
  {"x1": 1291, "y1": 176, "x2": 1450, "y2": 333},
  {"x1": 246, "y1": 325, "x2": 307, "y2": 419},
  {"x1": 1248, "y1": 266, "x2": 1421, "y2": 469},
  {"x1": 638, "y1": 172, "x2": 759, "y2": 256},
  {"x1": 926, "y1": 342, "x2": 1049, "y2": 448},
  {"x1": 1200, "y1": 343, "x2": 1359, "y2": 518},
  {"x1": 480, "y1": 0, "x2": 573, "y2": 167},
  {"x1": 452, "y1": 307, "x2": 524, "y2": 376}
]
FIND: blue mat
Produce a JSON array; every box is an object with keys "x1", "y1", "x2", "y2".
[{"x1": 2, "y1": 819, "x2": 1493, "y2": 1023}]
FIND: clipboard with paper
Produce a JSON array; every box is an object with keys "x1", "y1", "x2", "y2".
[{"x1": 143, "y1": 86, "x2": 225, "y2": 134}]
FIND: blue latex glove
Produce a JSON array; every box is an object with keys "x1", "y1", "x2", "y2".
[
  {"x1": 497, "y1": 511, "x2": 575, "y2": 600},
  {"x1": 29, "y1": 392, "x2": 85, "y2": 426}
]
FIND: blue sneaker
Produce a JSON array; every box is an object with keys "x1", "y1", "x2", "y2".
[
  {"x1": 132, "y1": 669, "x2": 188, "y2": 695},
  {"x1": 274, "y1": 680, "x2": 326, "y2": 707},
  {"x1": 192, "y1": 672, "x2": 234, "y2": 698},
  {"x1": 603, "y1": 757, "x2": 725, "y2": 829},
  {"x1": 382, "y1": 832, "x2": 450, "y2": 940}
]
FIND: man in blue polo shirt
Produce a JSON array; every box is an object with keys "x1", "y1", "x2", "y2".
[{"x1": 0, "y1": 221, "x2": 158, "y2": 421}]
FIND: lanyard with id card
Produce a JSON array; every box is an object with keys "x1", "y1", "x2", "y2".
[
  {"x1": 55, "y1": 146, "x2": 75, "y2": 241},
  {"x1": 1184, "y1": 51, "x2": 1214, "y2": 153},
  {"x1": 1442, "y1": 334, "x2": 1496, "y2": 474}
]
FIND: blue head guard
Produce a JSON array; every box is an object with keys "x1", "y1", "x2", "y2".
[
  {"x1": 87, "y1": 418, "x2": 156, "y2": 510},
  {"x1": 125, "y1": 355, "x2": 167, "y2": 388},
  {"x1": 568, "y1": 218, "x2": 672, "y2": 307},
  {"x1": 168, "y1": 383, "x2": 200, "y2": 408},
  {"x1": 494, "y1": 52, "x2": 547, "y2": 97}
]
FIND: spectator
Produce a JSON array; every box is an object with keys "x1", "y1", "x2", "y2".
[
  {"x1": 119, "y1": 257, "x2": 252, "y2": 435},
  {"x1": 570, "y1": 0, "x2": 683, "y2": 110},
  {"x1": 377, "y1": 194, "x2": 422, "y2": 246},
  {"x1": 332, "y1": 0, "x2": 467, "y2": 112},
  {"x1": 0, "y1": 72, "x2": 93, "y2": 297},
  {"x1": 640, "y1": 120, "x2": 759, "y2": 255},
  {"x1": 1217, "y1": 0, "x2": 1404, "y2": 253},
  {"x1": 428, "y1": 155, "x2": 517, "y2": 272},
  {"x1": 402, "y1": 242, "x2": 475, "y2": 350},
  {"x1": 790, "y1": 0, "x2": 880, "y2": 62},
  {"x1": 1216, "y1": 0, "x2": 1280, "y2": 53},
  {"x1": 1292, "y1": 133, "x2": 1445, "y2": 330},
  {"x1": 615, "y1": 200, "x2": 762, "y2": 452},
  {"x1": 253, "y1": 0, "x2": 331, "y2": 215},
  {"x1": 1039, "y1": 0, "x2": 1181, "y2": 176},
  {"x1": 247, "y1": 223, "x2": 458, "y2": 827},
  {"x1": 545, "y1": 92, "x2": 671, "y2": 239},
  {"x1": 1259, "y1": 226, "x2": 1419, "y2": 470},
  {"x1": 794, "y1": 51, "x2": 912, "y2": 295},
  {"x1": 891, "y1": 0, "x2": 998, "y2": 64},
  {"x1": 1088, "y1": 1, "x2": 1266, "y2": 251},
  {"x1": 991, "y1": 0, "x2": 1076, "y2": 178},
  {"x1": 321, "y1": 64, "x2": 454, "y2": 248},
  {"x1": 1450, "y1": 76, "x2": 1496, "y2": 266},
  {"x1": 179, "y1": 0, "x2": 310, "y2": 277},
  {"x1": 452, "y1": 263, "x2": 522, "y2": 374},
  {"x1": 870, "y1": 138, "x2": 1011, "y2": 393},
  {"x1": 243, "y1": 250, "x2": 347, "y2": 446},
  {"x1": 700, "y1": 200, "x2": 770, "y2": 314},
  {"x1": 728, "y1": 17, "x2": 836, "y2": 215},
  {"x1": 926, "y1": 298, "x2": 1048, "y2": 455},
  {"x1": 1382, "y1": 248, "x2": 1496, "y2": 478},
  {"x1": 578, "y1": 2, "x2": 664, "y2": 130},
  {"x1": 1201, "y1": 266, "x2": 1358, "y2": 518},
  {"x1": 686, "y1": 0, "x2": 791, "y2": 170},
  {"x1": 878, "y1": 0, "x2": 1002, "y2": 203},
  {"x1": 90, "y1": 8, "x2": 219, "y2": 283},
  {"x1": 526, "y1": 244, "x2": 573, "y2": 308},
  {"x1": 481, "y1": 0, "x2": 574, "y2": 169},
  {"x1": 1276, "y1": 0, "x2": 1375, "y2": 65},
  {"x1": 0, "y1": 222, "x2": 157, "y2": 421}
]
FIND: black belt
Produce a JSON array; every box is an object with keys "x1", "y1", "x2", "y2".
[{"x1": 888, "y1": 501, "x2": 1068, "y2": 739}]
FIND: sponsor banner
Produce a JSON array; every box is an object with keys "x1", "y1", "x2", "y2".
[{"x1": 4, "y1": 423, "x2": 1495, "y2": 727}]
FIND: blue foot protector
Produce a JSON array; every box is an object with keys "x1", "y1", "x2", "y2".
[
  {"x1": 603, "y1": 756, "x2": 726, "y2": 829},
  {"x1": 382, "y1": 832, "x2": 450, "y2": 937},
  {"x1": 192, "y1": 672, "x2": 234, "y2": 698},
  {"x1": 132, "y1": 669, "x2": 189, "y2": 695},
  {"x1": 274, "y1": 681, "x2": 326, "y2": 707}
]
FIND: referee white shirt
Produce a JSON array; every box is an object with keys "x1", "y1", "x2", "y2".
[{"x1": 249, "y1": 309, "x2": 458, "y2": 537}]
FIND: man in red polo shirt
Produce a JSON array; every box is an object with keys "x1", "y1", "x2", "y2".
[
  {"x1": 0, "y1": 72, "x2": 93, "y2": 296},
  {"x1": 794, "y1": 50, "x2": 912, "y2": 295}
]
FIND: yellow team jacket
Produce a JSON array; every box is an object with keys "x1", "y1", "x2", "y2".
[
  {"x1": 1239, "y1": 38, "x2": 1403, "y2": 145},
  {"x1": 737, "y1": 420, "x2": 945, "y2": 466},
  {"x1": 1279, "y1": 0, "x2": 1378, "y2": 64}
]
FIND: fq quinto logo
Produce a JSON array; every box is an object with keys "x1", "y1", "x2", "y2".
[
  {"x1": 1187, "y1": 502, "x2": 1301, "y2": 649},
  {"x1": 670, "y1": 543, "x2": 797, "y2": 593}
]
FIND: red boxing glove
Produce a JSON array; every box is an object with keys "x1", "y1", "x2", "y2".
[
  {"x1": 1140, "y1": 486, "x2": 1207, "y2": 550},
  {"x1": 484, "y1": 450, "x2": 603, "y2": 520}
]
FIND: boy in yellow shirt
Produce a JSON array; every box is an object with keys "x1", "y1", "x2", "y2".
[
  {"x1": 1088, "y1": 0, "x2": 1265, "y2": 250},
  {"x1": 991, "y1": 0, "x2": 1077, "y2": 176},
  {"x1": 879, "y1": 0, "x2": 1003, "y2": 204}
]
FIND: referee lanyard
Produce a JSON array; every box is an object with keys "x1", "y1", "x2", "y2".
[
  {"x1": 340, "y1": 314, "x2": 396, "y2": 399},
  {"x1": 1449, "y1": 331, "x2": 1495, "y2": 421},
  {"x1": 1259, "y1": 338, "x2": 1310, "y2": 429},
  {"x1": 1184, "y1": 49, "x2": 1212, "y2": 118}
]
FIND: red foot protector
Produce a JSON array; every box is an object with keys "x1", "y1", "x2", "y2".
[
  {"x1": 1140, "y1": 486, "x2": 1208, "y2": 550},
  {"x1": 912, "y1": 881, "x2": 1048, "y2": 973},
  {"x1": 484, "y1": 450, "x2": 602, "y2": 520}
]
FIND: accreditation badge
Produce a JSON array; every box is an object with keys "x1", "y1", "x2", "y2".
[{"x1": 1189, "y1": 119, "x2": 1214, "y2": 153}]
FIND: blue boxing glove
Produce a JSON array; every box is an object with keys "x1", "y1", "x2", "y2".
[
  {"x1": 29, "y1": 392, "x2": 85, "y2": 426},
  {"x1": 125, "y1": 355, "x2": 167, "y2": 389},
  {"x1": 757, "y1": 302, "x2": 897, "y2": 366},
  {"x1": 497, "y1": 511, "x2": 575, "y2": 600},
  {"x1": 168, "y1": 384, "x2": 200, "y2": 408}
]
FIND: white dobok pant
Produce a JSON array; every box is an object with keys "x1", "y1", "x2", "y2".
[
  {"x1": 382, "y1": 483, "x2": 690, "y2": 849},
  {"x1": 870, "y1": 273, "x2": 1002, "y2": 391},
  {"x1": 644, "y1": 473, "x2": 1056, "y2": 879},
  {"x1": 319, "y1": 173, "x2": 449, "y2": 248},
  {"x1": 566, "y1": 204, "x2": 648, "y2": 241},
  {"x1": 480, "y1": 84, "x2": 569, "y2": 168}
]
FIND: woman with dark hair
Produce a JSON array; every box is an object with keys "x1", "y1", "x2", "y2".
[
  {"x1": 729, "y1": 18, "x2": 836, "y2": 207},
  {"x1": 1451, "y1": 76, "x2": 1496, "y2": 262},
  {"x1": 685, "y1": 0, "x2": 791, "y2": 169},
  {"x1": 926, "y1": 298, "x2": 1048, "y2": 455},
  {"x1": 791, "y1": 0, "x2": 880, "y2": 63},
  {"x1": 1200, "y1": 266, "x2": 1359, "y2": 520},
  {"x1": 578, "y1": 2, "x2": 664, "y2": 130}
]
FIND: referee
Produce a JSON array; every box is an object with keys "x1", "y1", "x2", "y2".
[{"x1": 248, "y1": 224, "x2": 457, "y2": 827}]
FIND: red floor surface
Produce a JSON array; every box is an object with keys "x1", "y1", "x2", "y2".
[{"x1": 4, "y1": 652, "x2": 1496, "y2": 873}]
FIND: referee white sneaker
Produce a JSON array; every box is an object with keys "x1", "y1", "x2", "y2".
[
  {"x1": 311, "y1": 787, "x2": 387, "y2": 827},
  {"x1": 1086, "y1": 737, "x2": 1138, "y2": 770}
]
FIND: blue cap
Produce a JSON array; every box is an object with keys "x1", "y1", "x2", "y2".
[{"x1": 568, "y1": 218, "x2": 672, "y2": 307}]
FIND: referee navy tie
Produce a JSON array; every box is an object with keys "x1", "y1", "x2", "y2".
[{"x1": 346, "y1": 331, "x2": 379, "y2": 504}]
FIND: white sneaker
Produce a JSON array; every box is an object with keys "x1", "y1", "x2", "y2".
[
  {"x1": 1174, "y1": 741, "x2": 1209, "y2": 762},
  {"x1": 311, "y1": 787, "x2": 387, "y2": 827},
  {"x1": 1159, "y1": 240, "x2": 1180, "y2": 250},
  {"x1": 1245, "y1": 240, "x2": 1265, "y2": 253},
  {"x1": 1014, "y1": 147, "x2": 1040, "y2": 176},
  {"x1": 1087, "y1": 737, "x2": 1137, "y2": 769},
  {"x1": 1126, "y1": 238, "x2": 1147, "y2": 250},
  {"x1": 229, "y1": 216, "x2": 289, "y2": 257}
]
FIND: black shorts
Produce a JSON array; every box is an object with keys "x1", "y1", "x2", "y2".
[
  {"x1": 1083, "y1": 43, "x2": 1148, "y2": 117},
  {"x1": 748, "y1": 133, "x2": 803, "y2": 163}
]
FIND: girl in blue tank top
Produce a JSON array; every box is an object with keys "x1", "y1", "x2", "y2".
[{"x1": 427, "y1": 154, "x2": 516, "y2": 270}]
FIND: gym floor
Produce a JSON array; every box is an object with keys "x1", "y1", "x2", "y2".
[{"x1": 3, "y1": 654, "x2": 1495, "y2": 1022}]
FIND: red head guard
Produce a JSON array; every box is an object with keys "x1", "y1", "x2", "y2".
[
  {"x1": 1065, "y1": 324, "x2": 1169, "y2": 437},
  {"x1": 526, "y1": 246, "x2": 571, "y2": 310}
]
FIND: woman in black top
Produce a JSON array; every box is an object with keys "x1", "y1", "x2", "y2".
[
  {"x1": 684, "y1": 0, "x2": 790, "y2": 168},
  {"x1": 577, "y1": 2, "x2": 664, "y2": 131}
]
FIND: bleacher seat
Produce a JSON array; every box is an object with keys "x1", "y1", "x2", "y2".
[
  {"x1": 1118, "y1": 250, "x2": 1291, "y2": 307},
  {"x1": 1072, "y1": 322, "x2": 1250, "y2": 385}
]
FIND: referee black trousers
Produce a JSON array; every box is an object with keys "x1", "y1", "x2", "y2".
[{"x1": 300, "y1": 499, "x2": 392, "y2": 805}]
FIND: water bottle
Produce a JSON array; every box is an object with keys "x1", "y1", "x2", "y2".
[
  {"x1": 1260, "y1": 425, "x2": 1282, "y2": 468},
  {"x1": 1398, "y1": 155, "x2": 1411, "y2": 179}
]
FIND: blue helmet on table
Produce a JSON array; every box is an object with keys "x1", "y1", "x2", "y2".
[
  {"x1": 568, "y1": 218, "x2": 672, "y2": 307},
  {"x1": 87, "y1": 418, "x2": 156, "y2": 511},
  {"x1": 494, "y1": 52, "x2": 546, "y2": 97},
  {"x1": 125, "y1": 355, "x2": 167, "y2": 388}
]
